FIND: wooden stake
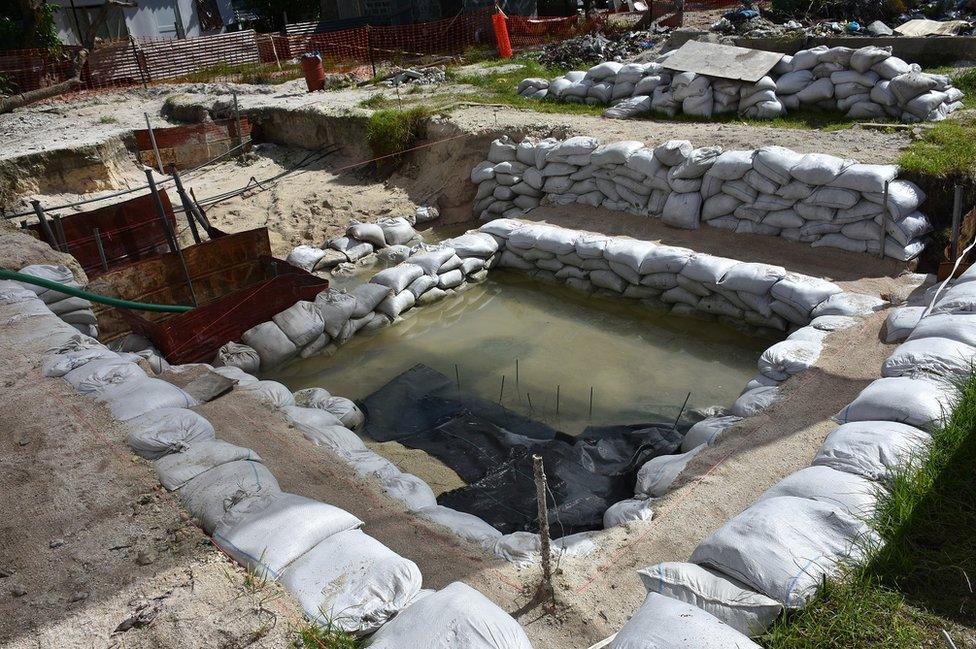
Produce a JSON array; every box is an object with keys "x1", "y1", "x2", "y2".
[
  {"x1": 951, "y1": 185, "x2": 963, "y2": 263},
  {"x1": 145, "y1": 169, "x2": 197, "y2": 307},
  {"x1": 533, "y1": 454, "x2": 554, "y2": 603},
  {"x1": 144, "y1": 113, "x2": 164, "y2": 174},
  {"x1": 31, "y1": 201, "x2": 60, "y2": 252},
  {"x1": 878, "y1": 180, "x2": 890, "y2": 259},
  {"x1": 499, "y1": 374, "x2": 505, "y2": 403},
  {"x1": 93, "y1": 227, "x2": 109, "y2": 271}
]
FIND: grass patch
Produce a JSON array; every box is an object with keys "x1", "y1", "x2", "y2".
[
  {"x1": 365, "y1": 106, "x2": 431, "y2": 161},
  {"x1": 296, "y1": 619, "x2": 364, "y2": 649},
  {"x1": 98, "y1": 115, "x2": 118, "y2": 124},
  {"x1": 761, "y1": 374, "x2": 976, "y2": 647},
  {"x1": 899, "y1": 118, "x2": 976, "y2": 177}
]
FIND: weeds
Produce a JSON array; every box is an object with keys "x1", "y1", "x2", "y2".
[
  {"x1": 99, "y1": 116, "x2": 118, "y2": 124},
  {"x1": 365, "y1": 106, "x2": 431, "y2": 161},
  {"x1": 761, "y1": 374, "x2": 976, "y2": 646},
  {"x1": 899, "y1": 118, "x2": 976, "y2": 177},
  {"x1": 173, "y1": 61, "x2": 302, "y2": 85},
  {"x1": 295, "y1": 619, "x2": 363, "y2": 649}
]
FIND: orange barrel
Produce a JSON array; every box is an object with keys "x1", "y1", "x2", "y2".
[
  {"x1": 492, "y1": 11, "x2": 513, "y2": 59},
  {"x1": 300, "y1": 53, "x2": 326, "y2": 92}
]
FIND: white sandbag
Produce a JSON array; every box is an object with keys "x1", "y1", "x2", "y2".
[
  {"x1": 154, "y1": 439, "x2": 259, "y2": 490},
  {"x1": 179, "y1": 459, "x2": 280, "y2": 534},
  {"x1": 787, "y1": 326, "x2": 830, "y2": 343},
  {"x1": 634, "y1": 446, "x2": 704, "y2": 497},
  {"x1": 213, "y1": 341, "x2": 261, "y2": 373},
  {"x1": 213, "y1": 492, "x2": 363, "y2": 579},
  {"x1": 866, "y1": 179, "x2": 925, "y2": 219},
  {"x1": 280, "y1": 528, "x2": 421, "y2": 634},
  {"x1": 272, "y1": 300, "x2": 324, "y2": 348},
  {"x1": 126, "y1": 407, "x2": 215, "y2": 460},
  {"x1": 314, "y1": 289, "x2": 357, "y2": 338},
  {"x1": 591, "y1": 140, "x2": 644, "y2": 166},
  {"x1": 662, "y1": 192, "x2": 702, "y2": 230},
  {"x1": 884, "y1": 306, "x2": 925, "y2": 343},
  {"x1": 813, "y1": 420, "x2": 931, "y2": 481},
  {"x1": 238, "y1": 379, "x2": 295, "y2": 410},
  {"x1": 41, "y1": 346, "x2": 119, "y2": 378},
  {"x1": 242, "y1": 321, "x2": 297, "y2": 369},
  {"x1": 771, "y1": 274, "x2": 842, "y2": 314},
  {"x1": 493, "y1": 531, "x2": 541, "y2": 565},
  {"x1": 319, "y1": 395, "x2": 365, "y2": 430},
  {"x1": 884, "y1": 211, "x2": 933, "y2": 247},
  {"x1": 603, "y1": 498, "x2": 655, "y2": 528},
  {"x1": 757, "y1": 465, "x2": 880, "y2": 518},
  {"x1": 834, "y1": 377, "x2": 954, "y2": 431},
  {"x1": 873, "y1": 56, "x2": 912, "y2": 79},
  {"x1": 378, "y1": 217, "x2": 418, "y2": 246},
  {"x1": 732, "y1": 386, "x2": 781, "y2": 417},
  {"x1": 281, "y1": 405, "x2": 365, "y2": 451},
  {"x1": 350, "y1": 282, "x2": 393, "y2": 318},
  {"x1": 547, "y1": 136, "x2": 599, "y2": 160},
  {"x1": 758, "y1": 340, "x2": 821, "y2": 381},
  {"x1": 293, "y1": 386, "x2": 331, "y2": 408},
  {"x1": 908, "y1": 312, "x2": 976, "y2": 347},
  {"x1": 604, "y1": 95, "x2": 652, "y2": 119},
  {"x1": 612, "y1": 591, "x2": 762, "y2": 649},
  {"x1": 790, "y1": 153, "x2": 852, "y2": 185},
  {"x1": 212, "y1": 365, "x2": 259, "y2": 385},
  {"x1": 376, "y1": 289, "x2": 416, "y2": 319},
  {"x1": 99, "y1": 376, "x2": 197, "y2": 421},
  {"x1": 63, "y1": 357, "x2": 144, "y2": 392},
  {"x1": 882, "y1": 337, "x2": 976, "y2": 384},
  {"x1": 654, "y1": 140, "x2": 693, "y2": 166},
  {"x1": 347, "y1": 221, "x2": 386, "y2": 248},
  {"x1": 637, "y1": 562, "x2": 783, "y2": 636},
  {"x1": 681, "y1": 415, "x2": 742, "y2": 452},
  {"x1": 371, "y1": 263, "x2": 425, "y2": 294},
  {"x1": 437, "y1": 268, "x2": 464, "y2": 289},
  {"x1": 285, "y1": 245, "x2": 326, "y2": 271},
  {"x1": 447, "y1": 232, "x2": 500, "y2": 258},
  {"x1": 590, "y1": 270, "x2": 628, "y2": 293},
  {"x1": 795, "y1": 77, "x2": 834, "y2": 103},
  {"x1": 690, "y1": 496, "x2": 878, "y2": 607},
  {"x1": 367, "y1": 581, "x2": 533, "y2": 649},
  {"x1": 417, "y1": 505, "x2": 502, "y2": 548},
  {"x1": 709, "y1": 150, "x2": 755, "y2": 181},
  {"x1": 378, "y1": 244, "x2": 415, "y2": 265},
  {"x1": 752, "y1": 146, "x2": 802, "y2": 185},
  {"x1": 811, "y1": 292, "x2": 885, "y2": 317}
]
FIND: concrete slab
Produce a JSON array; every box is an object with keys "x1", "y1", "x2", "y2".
[{"x1": 662, "y1": 40, "x2": 783, "y2": 82}]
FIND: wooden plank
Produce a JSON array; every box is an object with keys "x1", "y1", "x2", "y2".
[
  {"x1": 661, "y1": 40, "x2": 783, "y2": 83},
  {"x1": 895, "y1": 19, "x2": 969, "y2": 37}
]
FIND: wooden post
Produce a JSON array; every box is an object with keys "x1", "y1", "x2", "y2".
[
  {"x1": 232, "y1": 92, "x2": 244, "y2": 157},
  {"x1": 145, "y1": 169, "x2": 198, "y2": 307},
  {"x1": 533, "y1": 454, "x2": 554, "y2": 602},
  {"x1": 878, "y1": 180, "x2": 890, "y2": 260},
  {"x1": 31, "y1": 201, "x2": 60, "y2": 252},
  {"x1": 144, "y1": 113, "x2": 164, "y2": 174},
  {"x1": 93, "y1": 227, "x2": 109, "y2": 271},
  {"x1": 130, "y1": 37, "x2": 148, "y2": 89},
  {"x1": 951, "y1": 185, "x2": 963, "y2": 263},
  {"x1": 52, "y1": 214, "x2": 69, "y2": 252},
  {"x1": 367, "y1": 26, "x2": 377, "y2": 78}
]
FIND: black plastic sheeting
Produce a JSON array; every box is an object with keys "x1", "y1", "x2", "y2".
[{"x1": 361, "y1": 364, "x2": 689, "y2": 536}]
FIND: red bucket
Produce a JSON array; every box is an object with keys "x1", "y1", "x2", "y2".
[{"x1": 300, "y1": 54, "x2": 326, "y2": 92}]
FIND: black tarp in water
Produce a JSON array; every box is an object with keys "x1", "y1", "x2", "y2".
[{"x1": 360, "y1": 364, "x2": 687, "y2": 536}]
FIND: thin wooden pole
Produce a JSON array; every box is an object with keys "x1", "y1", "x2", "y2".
[
  {"x1": 533, "y1": 454, "x2": 554, "y2": 602},
  {"x1": 588, "y1": 386, "x2": 594, "y2": 419},
  {"x1": 499, "y1": 374, "x2": 505, "y2": 403},
  {"x1": 31, "y1": 201, "x2": 60, "y2": 252},
  {"x1": 951, "y1": 185, "x2": 963, "y2": 263},
  {"x1": 232, "y1": 92, "x2": 244, "y2": 157},
  {"x1": 455, "y1": 363, "x2": 461, "y2": 393},
  {"x1": 878, "y1": 180, "x2": 890, "y2": 260},
  {"x1": 93, "y1": 227, "x2": 109, "y2": 271},
  {"x1": 52, "y1": 214, "x2": 69, "y2": 252},
  {"x1": 170, "y1": 167, "x2": 201, "y2": 245}
]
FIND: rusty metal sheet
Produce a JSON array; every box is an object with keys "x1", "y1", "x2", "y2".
[
  {"x1": 133, "y1": 117, "x2": 252, "y2": 171},
  {"x1": 662, "y1": 40, "x2": 783, "y2": 83},
  {"x1": 895, "y1": 19, "x2": 969, "y2": 36},
  {"x1": 27, "y1": 192, "x2": 176, "y2": 278}
]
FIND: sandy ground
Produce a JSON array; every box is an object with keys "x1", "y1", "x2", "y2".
[{"x1": 0, "y1": 264, "x2": 303, "y2": 648}]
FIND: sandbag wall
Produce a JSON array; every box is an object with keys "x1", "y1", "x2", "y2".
[
  {"x1": 472, "y1": 136, "x2": 931, "y2": 261},
  {"x1": 612, "y1": 270, "x2": 976, "y2": 645},
  {"x1": 2, "y1": 279, "x2": 534, "y2": 648},
  {"x1": 517, "y1": 45, "x2": 963, "y2": 123},
  {"x1": 10, "y1": 264, "x2": 99, "y2": 338}
]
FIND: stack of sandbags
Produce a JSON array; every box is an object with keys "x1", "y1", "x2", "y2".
[
  {"x1": 285, "y1": 216, "x2": 423, "y2": 272},
  {"x1": 470, "y1": 137, "x2": 932, "y2": 262},
  {"x1": 518, "y1": 44, "x2": 964, "y2": 123},
  {"x1": 481, "y1": 218, "x2": 851, "y2": 335},
  {"x1": 13, "y1": 264, "x2": 99, "y2": 338},
  {"x1": 239, "y1": 235, "x2": 498, "y2": 371}
]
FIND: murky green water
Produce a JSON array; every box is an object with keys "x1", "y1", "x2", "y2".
[{"x1": 266, "y1": 270, "x2": 775, "y2": 435}]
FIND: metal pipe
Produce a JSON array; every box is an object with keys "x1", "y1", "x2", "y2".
[
  {"x1": 145, "y1": 169, "x2": 198, "y2": 307},
  {"x1": 588, "y1": 386, "x2": 594, "y2": 419},
  {"x1": 455, "y1": 363, "x2": 461, "y2": 393},
  {"x1": 232, "y1": 92, "x2": 244, "y2": 157},
  {"x1": 31, "y1": 201, "x2": 60, "y2": 252},
  {"x1": 144, "y1": 112, "x2": 164, "y2": 174},
  {"x1": 52, "y1": 214, "x2": 69, "y2": 253},
  {"x1": 171, "y1": 168, "x2": 201, "y2": 244},
  {"x1": 951, "y1": 185, "x2": 963, "y2": 263},
  {"x1": 499, "y1": 375, "x2": 505, "y2": 403},
  {"x1": 93, "y1": 227, "x2": 109, "y2": 272},
  {"x1": 0, "y1": 269, "x2": 192, "y2": 312}
]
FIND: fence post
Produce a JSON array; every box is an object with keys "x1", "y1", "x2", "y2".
[
  {"x1": 144, "y1": 113, "x2": 165, "y2": 174},
  {"x1": 367, "y1": 26, "x2": 376, "y2": 78},
  {"x1": 130, "y1": 36, "x2": 148, "y2": 89},
  {"x1": 951, "y1": 185, "x2": 963, "y2": 264},
  {"x1": 533, "y1": 454, "x2": 554, "y2": 604}
]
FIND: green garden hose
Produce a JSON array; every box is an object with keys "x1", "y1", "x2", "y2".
[{"x1": 0, "y1": 269, "x2": 193, "y2": 313}]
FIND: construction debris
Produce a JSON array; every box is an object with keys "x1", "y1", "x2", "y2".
[
  {"x1": 385, "y1": 67, "x2": 447, "y2": 87},
  {"x1": 538, "y1": 30, "x2": 665, "y2": 69}
]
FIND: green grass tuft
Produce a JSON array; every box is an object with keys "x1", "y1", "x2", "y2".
[
  {"x1": 761, "y1": 374, "x2": 976, "y2": 647},
  {"x1": 296, "y1": 619, "x2": 364, "y2": 649},
  {"x1": 365, "y1": 106, "x2": 431, "y2": 161},
  {"x1": 899, "y1": 118, "x2": 976, "y2": 177}
]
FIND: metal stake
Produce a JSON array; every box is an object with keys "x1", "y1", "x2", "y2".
[
  {"x1": 170, "y1": 167, "x2": 201, "y2": 244},
  {"x1": 367, "y1": 26, "x2": 377, "y2": 78},
  {"x1": 130, "y1": 37, "x2": 148, "y2": 89},
  {"x1": 52, "y1": 214, "x2": 69, "y2": 252},
  {"x1": 31, "y1": 201, "x2": 60, "y2": 252},
  {"x1": 555, "y1": 384, "x2": 560, "y2": 415},
  {"x1": 145, "y1": 169, "x2": 198, "y2": 307},
  {"x1": 144, "y1": 113, "x2": 164, "y2": 174},
  {"x1": 588, "y1": 386, "x2": 594, "y2": 419},
  {"x1": 951, "y1": 185, "x2": 963, "y2": 263},
  {"x1": 499, "y1": 375, "x2": 505, "y2": 403},
  {"x1": 878, "y1": 180, "x2": 890, "y2": 260},
  {"x1": 515, "y1": 357, "x2": 520, "y2": 399},
  {"x1": 93, "y1": 227, "x2": 109, "y2": 272},
  {"x1": 455, "y1": 363, "x2": 461, "y2": 393},
  {"x1": 532, "y1": 455, "x2": 554, "y2": 603},
  {"x1": 527, "y1": 392, "x2": 533, "y2": 411}
]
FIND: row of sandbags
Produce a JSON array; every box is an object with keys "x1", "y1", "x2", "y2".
[
  {"x1": 472, "y1": 136, "x2": 931, "y2": 261},
  {"x1": 23, "y1": 303, "x2": 533, "y2": 647},
  {"x1": 517, "y1": 45, "x2": 963, "y2": 123},
  {"x1": 481, "y1": 217, "x2": 865, "y2": 334},
  {"x1": 9, "y1": 264, "x2": 99, "y2": 338},
  {"x1": 285, "y1": 207, "x2": 439, "y2": 272},
  {"x1": 246, "y1": 233, "x2": 501, "y2": 372},
  {"x1": 612, "y1": 275, "x2": 974, "y2": 647}
]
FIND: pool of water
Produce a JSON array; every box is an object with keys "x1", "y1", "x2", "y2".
[{"x1": 266, "y1": 270, "x2": 776, "y2": 435}]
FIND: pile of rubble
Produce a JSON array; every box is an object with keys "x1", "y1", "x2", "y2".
[
  {"x1": 538, "y1": 30, "x2": 664, "y2": 69},
  {"x1": 384, "y1": 67, "x2": 446, "y2": 87},
  {"x1": 710, "y1": 6, "x2": 975, "y2": 38}
]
